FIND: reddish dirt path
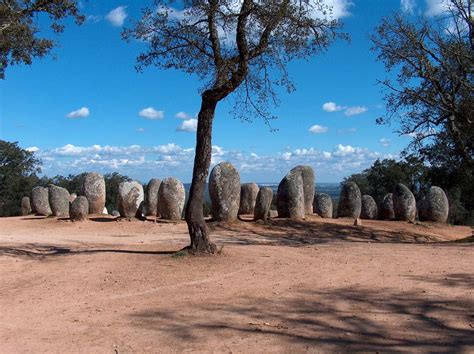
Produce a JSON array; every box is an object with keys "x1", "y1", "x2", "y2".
[{"x1": 0, "y1": 216, "x2": 472, "y2": 352}]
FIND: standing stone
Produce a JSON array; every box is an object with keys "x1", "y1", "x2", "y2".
[
  {"x1": 393, "y1": 183, "x2": 416, "y2": 222},
  {"x1": 118, "y1": 181, "x2": 144, "y2": 218},
  {"x1": 21, "y1": 196, "x2": 32, "y2": 216},
  {"x1": 337, "y1": 182, "x2": 361, "y2": 218},
  {"x1": 209, "y1": 162, "x2": 241, "y2": 221},
  {"x1": 290, "y1": 165, "x2": 315, "y2": 215},
  {"x1": 69, "y1": 193, "x2": 77, "y2": 203},
  {"x1": 82, "y1": 173, "x2": 106, "y2": 214},
  {"x1": 146, "y1": 178, "x2": 161, "y2": 217},
  {"x1": 111, "y1": 210, "x2": 120, "y2": 217},
  {"x1": 380, "y1": 193, "x2": 395, "y2": 220},
  {"x1": 48, "y1": 184, "x2": 70, "y2": 217},
  {"x1": 313, "y1": 193, "x2": 333, "y2": 218},
  {"x1": 238, "y1": 183, "x2": 260, "y2": 215},
  {"x1": 361, "y1": 195, "x2": 378, "y2": 220},
  {"x1": 158, "y1": 178, "x2": 185, "y2": 220},
  {"x1": 277, "y1": 171, "x2": 305, "y2": 220},
  {"x1": 31, "y1": 186, "x2": 52, "y2": 216},
  {"x1": 418, "y1": 186, "x2": 449, "y2": 223},
  {"x1": 70, "y1": 196, "x2": 89, "y2": 221},
  {"x1": 254, "y1": 187, "x2": 273, "y2": 221}
]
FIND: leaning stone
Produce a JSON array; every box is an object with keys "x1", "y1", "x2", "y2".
[
  {"x1": 337, "y1": 182, "x2": 361, "y2": 218},
  {"x1": 82, "y1": 173, "x2": 106, "y2": 214},
  {"x1": 209, "y1": 162, "x2": 241, "y2": 221},
  {"x1": 118, "y1": 181, "x2": 144, "y2": 218},
  {"x1": 361, "y1": 195, "x2": 378, "y2": 220},
  {"x1": 268, "y1": 210, "x2": 278, "y2": 218},
  {"x1": 290, "y1": 165, "x2": 315, "y2": 215},
  {"x1": 393, "y1": 183, "x2": 416, "y2": 222},
  {"x1": 379, "y1": 193, "x2": 395, "y2": 220},
  {"x1": 111, "y1": 210, "x2": 120, "y2": 217},
  {"x1": 277, "y1": 171, "x2": 305, "y2": 220},
  {"x1": 313, "y1": 193, "x2": 333, "y2": 218},
  {"x1": 70, "y1": 196, "x2": 89, "y2": 221},
  {"x1": 48, "y1": 184, "x2": 70, "y2": 217},
  {"x1": 254, "y1": 187, "x2": 273, "y2": 221},
  {"x1": 239, "y1": 183, "x2": 259, "y2": 215},
  {"x1": 21, "y1": 196, "x2": 32, "y2": 216},
  {"x1": 158, "y1": 178, "x2": 185, "y2": 220},
  {"x1": 146, "y1": 178, "x2": 161, "y2": 217},
  {"x1": 419, "y1": 186, "x2": 449, "y2": 223},
  {"x1": 31, "y1": 186, "x2": 52, "y2": 216}
]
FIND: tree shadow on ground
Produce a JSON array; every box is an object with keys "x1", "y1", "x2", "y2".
[
  {"x1": 0, "y1": 244, "x2": 176, "y2": 259},
  {"x1": 130, "y1": 285, "x2": 474, "y2": 351},
  {"x1": 209, "y1": 218, "x2": 448, "y2": 246}
]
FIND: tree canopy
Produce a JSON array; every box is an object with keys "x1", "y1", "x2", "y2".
[
  {"x1": 0, "y1": 0, "x2": 83, "y2": 79},
  {"x1": 371, "y1": 0, "x2": 473, "y2": 167}
]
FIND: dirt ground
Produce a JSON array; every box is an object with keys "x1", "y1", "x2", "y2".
[{"x1": 0, "y1": 215, "x2": 473, "y2": 352}]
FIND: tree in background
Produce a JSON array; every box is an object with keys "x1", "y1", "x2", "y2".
[
  {"x1": 0, "y1": 0, "x2": 83, "y2": 79},
  {"x1": 124, "y1": 0, "x2": 346, "y2": 253},
  {"x1": 371, "y1": 0, "x2": 473, "y2": 168},
  {"x1": 0, "y1": 141, "x2": 41, "y2": 216},
  {"x1": 104, "y1": 172, "x2": 132, "y2": 213}
]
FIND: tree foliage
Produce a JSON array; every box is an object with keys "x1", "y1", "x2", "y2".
[
  {"x1": 0, "y1": 140, "x2": 41, "y2": 216},
  {"x1": 371, "y1": 0, "x2": 473, "y2": 167},
  {"x1": 0, "y1": 0, "x2": 83, "y2": 79}
]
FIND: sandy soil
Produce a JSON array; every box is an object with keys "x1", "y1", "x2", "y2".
[{"x1": 0, "y1": 215, "x2": 473, "y2": 352}]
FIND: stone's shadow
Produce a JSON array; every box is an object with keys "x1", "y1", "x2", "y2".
[
  {"x1": 130, "y1": 286, "x2": 474, "y2": 351},
  {"x1": 405, "y1": 273, "x2": 474, "y2": 290},
  {"x1": 88, "y1": 217, "x2": 118, "y2": 222},
  {"x1": 0, "y1": 244, "x2": 176, "y2": 259},
  {"x1": 209, "y1": 218, "x2": 450, "y2": 246}
]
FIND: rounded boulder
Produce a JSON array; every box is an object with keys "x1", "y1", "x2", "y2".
[
  {"x1": 209, "y1": 162, "x2": 241, "y2": 221},
  {"x1": 239, "y1": 183, "x2": 260, "y2": 215},
  {"x1": 49, "y1": 184, "x2": 70, "y2": 217},
  {"x1": 419, "y1": 186, "x2": 449, "y2": 223},
  {"x1": 31, "y1": 186, "x2": 52, "y2": 216},
  {"x1": 290, "y1": 165, "x2": 315, "y2": 215},
  {"x1": 158, "y1": 178, "x2": 185, "y2": 220},
  {"x1": 379, "y1": 193, "x2": 395, "y2": 220},
  {"x1": 361, "y1": 195, "x2": 378, "y2": 220},
  {"x1": 21, "y1": 196, "x2": 32, "y2": 216},
  {"x1": 82, "y1": 173, "x2": 106, "y2": 214},
  {"x1": 146, "y1": 178, "x2": 161, "y2": 217},
  {"x1": 393, "y1": 183, "x2": 416, "y2": 222},
  {"x1": 254, "y1": 187, "x2": 273, "y2": 221},
  {"x1": 277, "y1": 171, "x2": 305, "y2": 220},
  {"x1": 118, "y1": 181, "x2": 144, "y2": 218},
  {"x1": 70, "y1": 196, "x2": 89, "y2": 221},
  {"x1": 337, "y1": 182, "x2": 361, "y2": 218},
  {"x1": 313, "y1": 193, "x2": 333, "y2": 218}
]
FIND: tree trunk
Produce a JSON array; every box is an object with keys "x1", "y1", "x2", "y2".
[{"x1": 184, "y1": 94, "x2": 217, "y2": 254}]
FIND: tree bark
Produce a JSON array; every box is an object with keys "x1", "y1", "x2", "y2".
[{"x1": 184, "y1": 93, "x2": 217, "y2": 254}]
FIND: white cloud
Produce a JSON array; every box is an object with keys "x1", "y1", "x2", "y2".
[
  {"x1": 136, "y1": 128, "x2": 145, "y2": 133},
  {"x1": 323, "y1": 0, "x2": 353, "y2": 19},
  {"x1": 401, "y1": 0, "x2": 416, "y2": 13},
  {"x1": 177, "y1": 118, "x2": 198, "y2": 132},
  {"x1": 379, "y1": 138, "x2": 391, "y2": 147},
  {"x1": 308, "y1": 124, "x2": 329, "y2": 134},
  {"x1": 106, "y1": 6, "x2": 127, "y2": 26},
  {"x1": 344, "y1": 106, "x2": 368, "y2": 116},
  {"x1": 26, "y1": 146, "x2": 39, "y2": 153},
  {"x1": 424, "y1": 0, "x2": 450, "y2": 17},
  {"x1": 175, "y1": 111, "x2": 194, "y2": 120},
  {"x1": 334, "y1": 144, "x2": 355, "y2": 156},
  {"x1": 139, "y1": 107, "x2": 164, "y2": 120},
  {"x1": 66, "y1": 107, "x2": 90, "y2": 119},
  {"x1": 322, "y1": 101, "x2": 345, "y2": 112}
]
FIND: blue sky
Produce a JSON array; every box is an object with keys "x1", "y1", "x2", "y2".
[{"x1": 0, "y1": 0, "x2": 445, "y2": 183}]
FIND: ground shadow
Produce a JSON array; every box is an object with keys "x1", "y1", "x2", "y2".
[
  {"x1": 209, "y1": 217, "x2": 450, "y2": 246},
  {"x1": 130, "y1": 285, "x2": 474, "y2": 351},
  {"x1": 0, "y1": 244, "x2": 177, "y2": 259}
]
